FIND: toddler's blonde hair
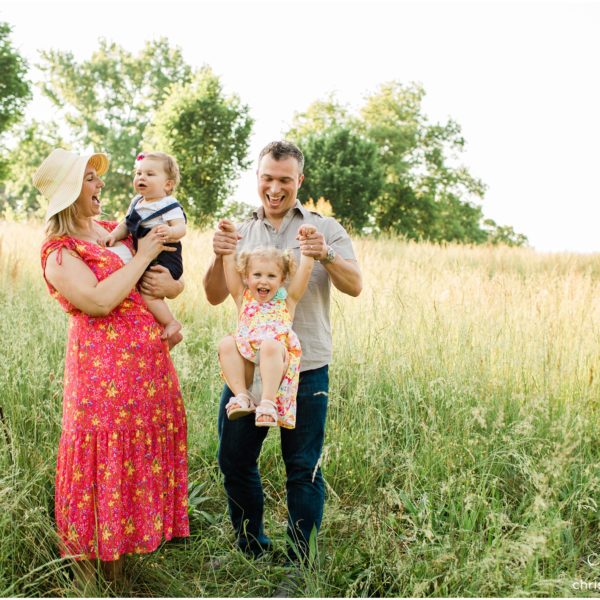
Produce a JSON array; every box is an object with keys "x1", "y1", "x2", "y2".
[{"x1": 236, "y1": 246, "x2": 297, "y2": 281}]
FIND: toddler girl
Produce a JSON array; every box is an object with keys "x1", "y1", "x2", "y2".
[
  {"x1": 218, "y1": 218, "x2": 316, "y2": 428},
  {"x1": 103, "y1": 152, "x2": 186, "y2": 341}
]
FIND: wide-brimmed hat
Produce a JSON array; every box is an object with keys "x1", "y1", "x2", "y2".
[{"x1": 32, "y1": 148, "x2": 110, "y2": 222}]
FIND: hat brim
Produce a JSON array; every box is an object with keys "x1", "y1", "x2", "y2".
[{"x1": 39, "y1": 151, "x2": 110, "y2": 222}]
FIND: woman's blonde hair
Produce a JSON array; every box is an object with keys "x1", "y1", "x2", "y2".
[
  {"x1": 44, "y1": 203, "x2": 82, "y2": 239},
  {"x1": 236, "y1": 246, "x2": 297, "y2": 281}
]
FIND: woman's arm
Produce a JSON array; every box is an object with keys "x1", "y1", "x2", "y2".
[{"x1": 45, "y1": 228, "x2": 173, "y2": 316}]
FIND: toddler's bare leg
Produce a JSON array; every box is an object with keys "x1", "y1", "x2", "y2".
[
  {"x1": 218, "y1": 335, "x2": 255, "y2": 404},
  {"x1": 142, "y1": 292, "x2": 181, "y2": 340},
  {"x1": 257, "y1": 338, "x2": 287, "y2": 424}
]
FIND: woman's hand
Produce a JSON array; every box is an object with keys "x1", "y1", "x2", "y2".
[
  {"x1": 140, "y1": 265, "x2": 184, "y2": 299},
  {"x1": 136, "y1": 226, "x2": 175, "y2": 262}
]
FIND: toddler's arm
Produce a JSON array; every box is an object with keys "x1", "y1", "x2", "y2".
[
  {"x1": 287, "y1": 225, "x2": 317, "y2": 305},
  {"x1": 155, "y1": 219, "x2": 186, "y2": 243},
  {"x1": 218, "y1": 218, "x2": 244, "y2": 307},
  {"x1": 99, "y1": 221, "x2": 128, "y2": 247}
]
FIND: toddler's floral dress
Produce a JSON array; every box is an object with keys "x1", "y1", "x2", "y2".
[{"x1": 233, "y1": 287, "x2": 302, "y2": 429}]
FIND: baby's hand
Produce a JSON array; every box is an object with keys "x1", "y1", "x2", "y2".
[
  {"x1": 99, "y1": 233, "x2": 116, "y2": 247},
  {"x1": 297, "y1": 225, "x2": 317, "y2": 240},
  {"x1": 154, "y1": 224, "x2": 172, "y2": 241}
]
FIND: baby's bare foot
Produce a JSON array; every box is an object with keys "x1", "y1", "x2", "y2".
[
  {"x1": 162, "y1": 319, "x2": 182, "y2": 341},
  {"x1": 167, "y1": 330, "x2": 183, "y2": 350}
]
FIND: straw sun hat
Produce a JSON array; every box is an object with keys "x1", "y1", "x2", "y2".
[{"x1": 32, "y1": 148, "x2": 110, "y2": 222}]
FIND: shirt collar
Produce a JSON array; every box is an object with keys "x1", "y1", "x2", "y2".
[{"x1": 253, "y1": 200, "x2": 308, "y2": 221}]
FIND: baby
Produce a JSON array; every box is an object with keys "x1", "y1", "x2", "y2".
[{"x1": 103, "y1": 152, "x2": 186, "y2": 340}]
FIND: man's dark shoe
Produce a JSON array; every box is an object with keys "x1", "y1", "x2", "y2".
[{"x1": 272, "y1": 566, "x2": 304, "y2": 598}]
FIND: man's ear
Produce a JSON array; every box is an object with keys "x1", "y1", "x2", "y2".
[{"x1": 297, "y1": 174, "x2": 305, "y2": 189}]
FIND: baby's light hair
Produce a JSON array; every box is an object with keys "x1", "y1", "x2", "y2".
[
  {"x1": 236, "y1": 246, "x2": 297, "y2": 281},
  {"x1": 135, "y1": 151, "x2": 181, "y2": 190}
]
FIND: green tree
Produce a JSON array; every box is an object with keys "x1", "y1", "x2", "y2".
[
  {"x1": 361, "y1": 82, "x2": 490, "y2": 242},
  {"x1": 144, "y1": 67, "x2": 253, "y2": 223},
  {"x1": 38, "y1": 38, "x2": 193, "y2": 215},
  {"x1": 0, "y1": 121, "x2": 65, "y2": 219},
  {"x1": 287, "y1": 82, "x2": 528, "y2": 244},
  {"x1": 294, "y1": 126, "x2": 384, "y2": 231},
  {"x1": 0, "y1": 22, "x2": 32, "y2": 182},
  {"x1": 0, "y1": 22, "x2": 31, "y2": 136},
  {"x1": 483, "y1": 219, "x2": 529, "y2": 246},
  {"x1": 286, "y1": 94, "x2": 351, "y2": 140}
]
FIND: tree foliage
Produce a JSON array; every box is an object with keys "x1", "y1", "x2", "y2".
[
  {"x1": 287, "y1": 82, "x2": 527, "y2": 245},
  {"x1": 144, "y1": 67, "x2": 253, "y2": 224},
  {"x1": 296, "y1": 126, "x2": 384, "y2": 231},
  {"x1": 38, "y1": 38, "x2": 193, "y2": 215},
  {"x1": 0, "y1": 22, "x2": 31, "y2": 137},
  {"x1": 0, "y1": 121, "x2": 65, "y2": 219}
]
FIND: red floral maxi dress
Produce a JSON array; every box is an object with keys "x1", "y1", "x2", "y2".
[{"x1": 41, "y1": 222, "x2": 189, "y2": 561}]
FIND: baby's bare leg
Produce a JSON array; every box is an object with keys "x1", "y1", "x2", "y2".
[{"x1": 142, "y1": 292, "x2": 181, "y2": 340}]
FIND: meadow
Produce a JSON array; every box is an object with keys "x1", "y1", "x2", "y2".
[{"x1": 1, "y1": 220, "x2": 599, "y2": 597}]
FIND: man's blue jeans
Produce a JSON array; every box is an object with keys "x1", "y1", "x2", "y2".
[{"x1": 217, "y1": 365, "x2": 329, "y2": 559}]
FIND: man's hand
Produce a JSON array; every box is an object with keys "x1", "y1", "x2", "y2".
[
  {"x1": 214, "y1": 218, "x2": 241, "y2": 256},
  {"x1": 140, "y1": 265, "x2": 183, "y2": 299},
  {"x1": 297, "y1": 227, "x2": 327, "y2": 260}
]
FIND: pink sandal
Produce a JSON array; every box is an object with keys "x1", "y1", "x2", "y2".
[
  {"x1": 255, "y1": 399, "x2": 278, "y2": 428},
  {"x1": 226, "y1": 392, "x2": 257, "y2": 420}
]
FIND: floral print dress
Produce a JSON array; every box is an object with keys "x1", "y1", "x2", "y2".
[
  {"x1": 40, "y1": 221, "x2": 189, "y2": 561},
  {"x1": 233, "y1": 288, "x2": 302, "y2": 429}
]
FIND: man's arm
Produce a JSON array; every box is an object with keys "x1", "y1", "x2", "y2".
[
  {"x1": 322, "y1": 256, "x2": 362, "y2": 297},
  {"x1": 203, "y1": 224, "x2": 241, "y2": 305},
  {"x1": 297, "y1": 230, "x2": 362, "y2": 297}
]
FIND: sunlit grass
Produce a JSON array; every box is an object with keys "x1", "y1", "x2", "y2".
[{"x1": 1, "y1": 220, "x2": 599, "y2": 597}]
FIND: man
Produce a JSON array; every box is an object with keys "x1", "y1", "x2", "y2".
[{"x1": 203, "y1": 140, "x2": 362, "y2": 560}]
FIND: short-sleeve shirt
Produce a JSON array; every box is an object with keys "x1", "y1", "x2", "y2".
[
  {"x1": 126, "y1": 195, "x2": 185, "y2": 229},
  {"x1": 236, "y1": 201, "x2": 357, "y2": 372}
]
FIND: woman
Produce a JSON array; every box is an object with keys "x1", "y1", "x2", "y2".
[{"x1": 34, "y1": 148, "x2": 189, "y2": 587}]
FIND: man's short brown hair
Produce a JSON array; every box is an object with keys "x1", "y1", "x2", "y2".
[{"x1": 258, "y1": 141, "x2": 304, "y2": 174}]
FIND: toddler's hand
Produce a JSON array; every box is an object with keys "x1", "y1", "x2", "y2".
[
  {"x1": 218, "y1": 218, "x2": 236, "y2": 234},
  {"x1": 213, "y1": 219, "x2": 239, "y2": 256},
  {"x1": 297, "y1": 225, "x2": 317, "y2": 240}
]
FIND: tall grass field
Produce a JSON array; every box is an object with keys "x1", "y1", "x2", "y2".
[{"x1": 1, "y1": 220, "x2": 599, "y2": 597}]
